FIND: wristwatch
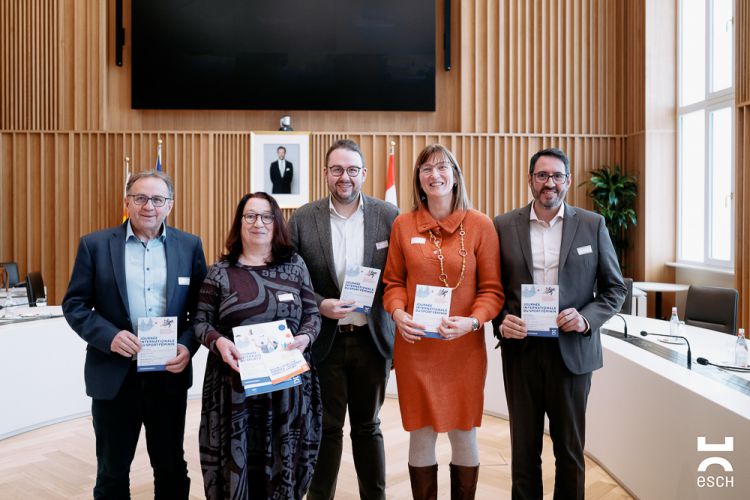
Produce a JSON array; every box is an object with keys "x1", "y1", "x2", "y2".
[{"x1": 470, "y1": 317, "x2": 480, "y2": 331}]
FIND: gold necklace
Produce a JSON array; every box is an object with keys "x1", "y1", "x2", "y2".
[{"x1": 427, "y1": 223, "x2": 467, "y2": 289}]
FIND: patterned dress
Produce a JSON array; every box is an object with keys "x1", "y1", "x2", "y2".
[{"x1": 194, "y1": 254, "x2": 322, "y2": 500}]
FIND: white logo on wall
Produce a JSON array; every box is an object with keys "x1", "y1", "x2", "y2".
[{"x1": 696, "y1": 437, "x2": 734, "y2": 488}]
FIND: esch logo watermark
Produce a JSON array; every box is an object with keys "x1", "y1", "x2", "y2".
[{"x1": 696, "y1": 437, "x2": 734, "y2": 488}]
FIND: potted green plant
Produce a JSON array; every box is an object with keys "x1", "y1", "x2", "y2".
[{"x1": 581, "y1": 165, "x2": 637, "y2": 266}]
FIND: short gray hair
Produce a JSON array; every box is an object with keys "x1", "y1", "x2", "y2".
[{"x1": 126, "y1": 170, "x2": 175, "y2": 199}]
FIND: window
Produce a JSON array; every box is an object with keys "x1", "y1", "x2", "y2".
[{"x1": 678, "y1": 0, "x2": 735, "y2": 268}]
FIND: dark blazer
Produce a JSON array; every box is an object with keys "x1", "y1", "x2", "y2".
[
  {"x1": 270, "y1": 160, "x2": 294, "y2": 194},
  {"x1": 62, "y1": 223, "x2": 207, "y2": 400},
  {"x1": 493, "y1": 202, "x2": 626, "y2": 374},
  {"x1": 288, "y1": 195, "x2": 399, "y2": 364}
]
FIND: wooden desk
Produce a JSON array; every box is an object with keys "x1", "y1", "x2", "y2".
[{"x1": 633, "y1": 281, "x2": 690, "y2": 319}]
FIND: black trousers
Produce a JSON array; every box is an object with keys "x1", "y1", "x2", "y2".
[
  {"x1": 502, "y1": 338, "x2": 592, "y2": 500},
  {"x1": 308, "y1": 326, "x2": 390, "y2": 500},
  {"x1": 91, "y1": 364, "x2": 190, "y2": 500}
]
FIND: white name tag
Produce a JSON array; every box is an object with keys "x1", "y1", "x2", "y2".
[
  {"x1": 576, "y1": 245, "x2": 593, "y2": 256},
  {"x1": 411, "y1": 237, "x2": 426, "y2": 245},
  {"x1": 278, "y1": 293, "x2": 295, "y2": 302},
  {"x1": 375, "y1": 240, "x2": 389, "y2": 250},
  {"x1": 178, "y1": 277, "x2": 190, "y2": 285}
]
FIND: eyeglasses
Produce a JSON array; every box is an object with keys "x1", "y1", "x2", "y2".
[
  {"x1": 419, "y1": 162, "x2": 452, "y2": 176},
  {"x1": 327, "y1": 166, "x2": 363, "y2": 177},
  {"x1": 127, "y1": 194, "x2": 172, "y2": 207},
  {"x1": 532, "y1": 172, "x2": 569, "y2": 184},
  {"x1": 243, "y1": 212, "x2": 275, "y2": 225}
]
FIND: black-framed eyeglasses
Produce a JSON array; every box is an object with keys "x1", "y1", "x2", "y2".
[
  {"x1": 419, "y1": 162, "x2": 452, "y2": 176},
  {"x1": 243, "y1": 212, "x2": 275, "y2": 225},
  {"x1": 327, "y1": 166, "x2": 363, "y2": 177},
  {"x1": 127, "y1": 194, "x2": 172, "y2": 207},
  {"x1": 533, "y1": 172, "x2": 569, "y2": 184}
]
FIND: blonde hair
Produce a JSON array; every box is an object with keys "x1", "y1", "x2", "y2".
[{"x1": 411, "y1": 144, "x2": 471, "y2": 212}]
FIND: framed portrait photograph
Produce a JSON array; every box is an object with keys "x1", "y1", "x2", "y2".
[{"x1": 250, "y1": 132, "x2": 311, "y2": 208}]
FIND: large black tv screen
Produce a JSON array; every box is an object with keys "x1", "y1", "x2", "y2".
[{"x1": 131, "y1": 0, "x2": 435, "y2": 111}]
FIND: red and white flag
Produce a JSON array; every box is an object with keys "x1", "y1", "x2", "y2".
[
  {"x1": 385, "y1": 142, "x2": 397, "y2": 208},
  {"x1": 122, "y1": 157, "x2": 131, "y2": 223}
]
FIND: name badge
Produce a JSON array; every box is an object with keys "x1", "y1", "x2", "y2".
[
  {"x1": 278, "y1": 292, "x2": 295, "y2": 302},
  {"x1": 178, "y1": 277, "x2": 190, "y2": 285},
  {"x1": 411, "y1": 237, "x2": 426, "y2": 245},
  {"x1": 576, "y1": 245, "x2": 593, "y2": 256},
  {"x1": 376, "y1": 240, "x2": 389, "y2": 250}
]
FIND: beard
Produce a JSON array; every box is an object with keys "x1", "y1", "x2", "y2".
[{"x1": 331, "y1": 183, "x2": 360, "y2": 205}]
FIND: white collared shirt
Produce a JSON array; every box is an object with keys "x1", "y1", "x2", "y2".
[
  {"x1": 329, "y1": 195, "x2": 367, "y2": 326},
  {"x1": 276, "y1": 159, "x2": 286, "y2": 177},
  {"x1": 529, "y1": 203, "x2": 565, "y2": 285}
]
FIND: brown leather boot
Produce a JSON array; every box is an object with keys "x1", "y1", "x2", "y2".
[
  {"x1": 408, "y1": 463, "x2": 438, "y2": 500},
  {"x1": 449, "y1": 463, "x2": 479, "y2": 500}
]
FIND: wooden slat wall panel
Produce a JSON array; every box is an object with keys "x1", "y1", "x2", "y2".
[
  {"x1": 460, "y1": 0, "x2": 626, "y2": 134},
  {"x1": 0, "y1": 0, "x2": 58, "y2": 129},
  {"x1": 736, "y1": 0, "x2": 750, "y2": 327},
  {"x1": 0, "y1": 131, "x2": 624, "y2": 304}
]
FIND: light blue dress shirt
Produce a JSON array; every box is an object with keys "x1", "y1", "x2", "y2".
[{"x1": 125, "y1": 221, "x2": 168, "y2": 333}]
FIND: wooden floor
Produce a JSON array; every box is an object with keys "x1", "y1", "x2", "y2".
[{"x1": 0, "y1": 397, "x2": 631, "y2": 499}]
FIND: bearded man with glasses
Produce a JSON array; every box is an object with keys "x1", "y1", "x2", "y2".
[
  {"x1": 63, "y1": 169, "x2": 207, "y2": 499},
  {"x1": 289, "y1": 139, "x2": 399, "y2": 500}
]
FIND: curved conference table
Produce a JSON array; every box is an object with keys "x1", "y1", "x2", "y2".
[{"x1": 2, "y1": 312, "x2": 748, "y2": 498}]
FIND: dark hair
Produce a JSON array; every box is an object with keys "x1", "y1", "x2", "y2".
[
  {"x1": 528, "y1": 148, "x2": 570, "y2": 175},
  {"x1": 222, "y1": 192, "x2": 294, "y2": 265},
  {"x1": 126, "y1": 170, "x2": 174, "y2": 198},
  {"x1": 411, "y1": 144, "x2": 471, "y2": 212},
  {"x1": 324, "y1": 139, "x2": 366, "y2": 168},
  {"x1": 277, "y1": 146, "x2": 287, "y2": 153}
]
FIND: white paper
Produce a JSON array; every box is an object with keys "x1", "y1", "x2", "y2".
[
  {"x1": 137, "y1": 316, "x2": 177, "y2": 372},
  {"x1": 521, "y1": 284, "x2": 559, "y2": 337},
  {"x1": 412, "y1": 284, "x2": 452, "y2": 340},
  {"x1": 340, "y1": 265, "x2": 381, "y2": 314},
  {"x1": 233, "y1": 320, "x2": 309, "y2": 396}
]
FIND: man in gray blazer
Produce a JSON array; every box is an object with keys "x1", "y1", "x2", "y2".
[
  {"x1": 289, "y1": 139, "x2": 398, "y2": 500},
  {"x1": 493, "y1": 148, "x2": 626, "y2": 500}
]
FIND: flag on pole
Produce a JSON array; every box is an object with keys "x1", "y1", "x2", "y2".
[
  {"x1": 385, "y1": 141, "x2": 398, "y2": 208},
  {"x1": 155, "y1": 138, "x2": 163, "y2": 171},
  {"x1": 122, "y1": 157, "x2": 131, "y2": 223}
]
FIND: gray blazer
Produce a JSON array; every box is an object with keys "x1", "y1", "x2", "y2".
[
  {"x1": 288, "y1": 195, "x2": 399, "y2": 364},
  {"x1": 492, "y1": 202, "x2": 626, "y2": 374}
]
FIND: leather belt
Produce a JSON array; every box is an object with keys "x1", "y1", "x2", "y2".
[{"x1": 338, "y1": 324, "x2": 366, "y2": 333}]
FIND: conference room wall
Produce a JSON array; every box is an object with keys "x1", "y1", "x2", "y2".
[
  {"x1": 737, "y1": 2, "x2": 750, "y2": 331},
  {"x1": 0, "y1": 131, "x2": 624, "y2": 304}
]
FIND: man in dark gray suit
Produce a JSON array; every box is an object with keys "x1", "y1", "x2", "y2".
[
  {"x1": 493, "y1": 148, "x2": 626, "y2": 499},
  {"x1": 289, "y1": 139, "x2": 398, "y2": 500}
]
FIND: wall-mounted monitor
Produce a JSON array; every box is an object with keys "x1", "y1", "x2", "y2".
[{"x1": 131, "y1": 0, "x2": 435, "y2": 111}]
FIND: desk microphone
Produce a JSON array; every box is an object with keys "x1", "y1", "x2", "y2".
[
  {"x1": 613, "y1": 313, "x2": 629, "y2": 338},
  {"x1": 640, "y1": 331, "x2": 692, "y2": 369},
  {"x1": 696, "y1": 357, "x2": 750, "y2": 372}
]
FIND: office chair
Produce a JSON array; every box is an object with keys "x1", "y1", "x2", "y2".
[
  {"x1": 0, "y1": 261, "x2": 20, "y2": 288},
  {"x1": 25, "y1": 271, "x2": 46, "y2": 307},
  {"x1": 683, "y1": 285, "x2": 738, "y2": 334},
  {"x1": 619, "y1": 278, "x2": 634, "y2": 315}
]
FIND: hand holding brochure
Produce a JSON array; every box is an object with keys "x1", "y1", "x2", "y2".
[
  {"x1": 521, "y1": 284, "x2": 559, "y2": 337},
  {"x1": 137, "y1": 316, "x2": 177, "y2": 372},
  {"x1": 412, "y1": 284, "x2": 452, "y2": 339},
  {"x1": 340, "y1": 265, "x2": 381, "y2": 314},
  {"x1": 233, "y1": 320, "x2": 309, "y2": 396}
]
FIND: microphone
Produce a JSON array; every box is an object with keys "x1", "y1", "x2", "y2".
[
  {"x1": 640, "y1": 331, "x2": 692, "y2": 369},
  {"x1": 613, "y1": 313, "x2": 629, "y2": 338},
  {"x1": 696, "y1": 357, "x2": 750, "y2": 372}
]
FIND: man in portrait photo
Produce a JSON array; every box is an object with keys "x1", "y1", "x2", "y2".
[{"x1": 270, "y1": 145, "x2": 294, "y2": 194}]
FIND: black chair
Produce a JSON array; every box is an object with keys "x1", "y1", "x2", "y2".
[
  {"x1": 25, "y1": 271, "x2": 46, "y2": 307},
  {"x1": 0, "y1": 261, "x2": 20, "y2": 288},
  {"x1": 683, "y1": 285, "x2": 738, "y2": 335},
  {"x1": 619, "y1": 278, "x2": 634, "y2": 315}
]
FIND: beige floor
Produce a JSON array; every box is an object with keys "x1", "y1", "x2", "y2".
[{"x1": 0, "y1": 397, "x2": 631, "y2": 499}]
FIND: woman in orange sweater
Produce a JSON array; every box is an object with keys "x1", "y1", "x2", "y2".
[{"x1": 383, "y1": 144, "x2": 504, "y2": 499}]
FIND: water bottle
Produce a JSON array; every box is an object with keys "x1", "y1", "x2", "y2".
[
  {"x1": 735, "y1": 328, "x2": 748, "y2": 368},
  {"x1": 669, "y1": 307, "x2": 680, "y2": 337}
]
